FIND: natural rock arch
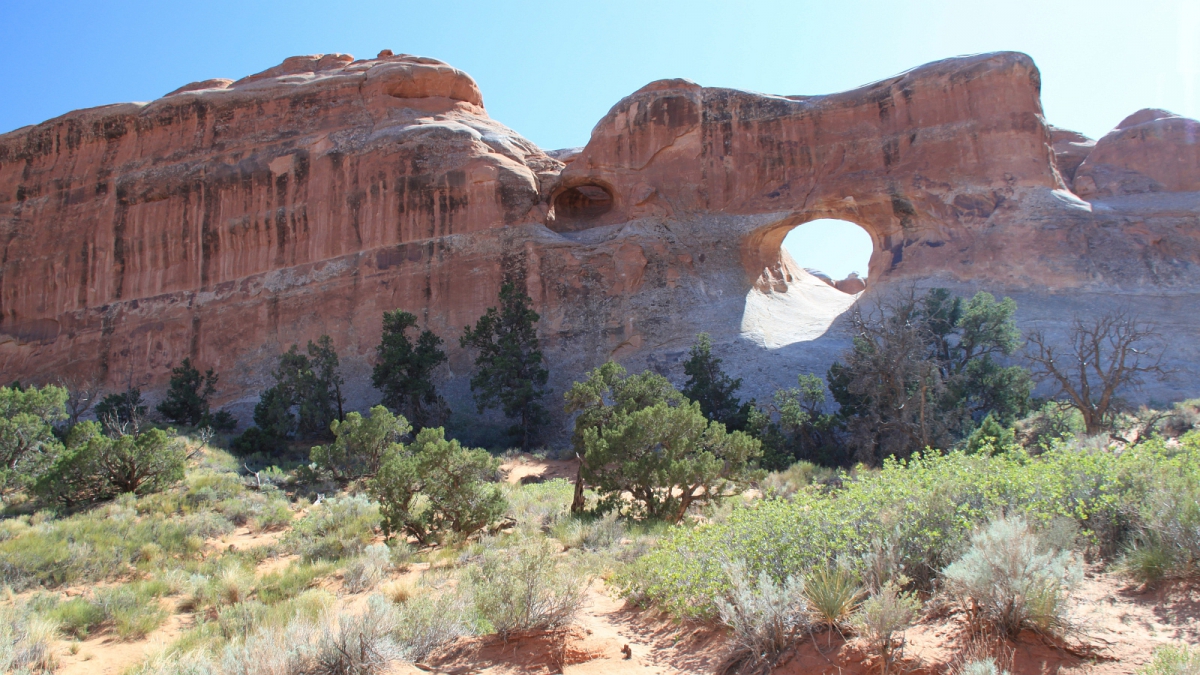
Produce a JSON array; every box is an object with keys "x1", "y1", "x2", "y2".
[{"x1": 744, "y1": 210, "x2": 885, "y2": 294}]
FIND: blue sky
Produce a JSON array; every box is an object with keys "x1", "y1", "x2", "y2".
[
  {"x1": 2, "y1": 0, "x2": 1195, "y2": 275},
  {"x1": 2, "y1": 0, "x2": 1196, "y2": 149}
]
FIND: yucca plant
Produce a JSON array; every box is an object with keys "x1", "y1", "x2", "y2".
[{"x1": 804, "y1": 564, "x2": 864, "y2": 634}]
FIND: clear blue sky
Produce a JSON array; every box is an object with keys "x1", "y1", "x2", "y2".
[
  {"x1": 2, "y1": 0, "x2": 1197, "y2": 151},
  {"x1": 783, "y1": 220, "x2": 873, "y2": 281}
]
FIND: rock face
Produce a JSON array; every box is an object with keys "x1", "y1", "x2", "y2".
[
  {"x1": 3, "y1": 51, "x2": 1200, "y2": 428},
  {"x1": 1072, "y1": 109, "x2": 1200, "y2": 198},
  {"x1": 1048, "y1": 125, "x2": 1095, "y2": 183}
]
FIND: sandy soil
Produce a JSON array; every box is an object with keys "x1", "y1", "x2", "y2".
[
  {"x1": 31, "y1": 458, "x2": 1200, "y2": 674},
  {"x1": 500, "y1": 453, "x2": 579, "y2": 485}
]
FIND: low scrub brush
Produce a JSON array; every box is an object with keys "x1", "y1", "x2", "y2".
[
  {"x1": 715, "y1": 562, "x2": 807, "y2": 675},
  {"x1": 942, "y1": 515, "x2": 1081, "y2": 637},
  {"x1": 851, "y1": 580, "x2": 922, "y2": 674},
  {"x1": 466, "y1": 536, "x2": 587, "y2": 639},
  {"x1": 1138, "y1": 644, "x2": 1200, "y2": 675}
]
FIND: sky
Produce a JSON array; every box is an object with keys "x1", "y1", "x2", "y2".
[
  {"x1": 1, "y1": 0, "x2": 1196, "y2": 273},
  {"x1": 783, "y1": 220, "x2": 873, "y2": 281}
]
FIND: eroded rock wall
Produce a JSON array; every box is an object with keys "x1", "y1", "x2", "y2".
[{"x1": 2, "y1": 50, "x2": 1199, "y2": 427}]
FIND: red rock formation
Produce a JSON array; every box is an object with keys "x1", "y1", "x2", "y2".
[
  {"x1": 1073, "y1": 109, "x2": 1200, "y2": 198},
  {"x1": 1048, "y1": 125, "x2": 1095, "y2": 183},
  {"x1": 2, "y1": 51, "x2": 1199, "y2": 421},
  {"x1": 834, "y1": 274, "x2": 866, "y2": 295}
]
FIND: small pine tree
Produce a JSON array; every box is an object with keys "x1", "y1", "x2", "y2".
[
  {"x1": 270, "y1": 336, "x2": 346, "y2": 439},
  {"x1": 372, "y1": 310, "x2": 448, "y2": 430},
  {"x1": 965, "y1": 413, "x2": 1017, "y2": 455},
  {"x1": 156, "y1": 358, "x2": 217, "y2": 427},
  {"x1": 682, "y1": 333, "x2": 750, "y2": 431},
  {"x1": 460, "y1": 280, "x2": 550, "y2": 449},
  {"x1": 306, "y1": 335, "x2": 345, "y2": 430},
  {"x1": 253, "y1": 386, "x2": 295, "y2": 438}
]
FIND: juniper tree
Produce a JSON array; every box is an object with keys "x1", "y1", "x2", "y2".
[
  {"x1": 828, "y1": 288, "x2": 1032, "y2": 465},
  {"x1": 94, "y1": 387, "x2": 148, "y2": 432},
  {"x1": 0, "y1": 384, "x2": 68, "y2": 494},
  {"x1": 566, "y1": 361, "x2": 761, "y2": 522},
  {"x1": 460, "y1": 280, "x2": 550, "y2": 449},
  {"x1": 233, "y1": 335, "x2": 345, "y2": 452},
  {"x1": 156, "y1": 358, "x2": 218, "y2": 427},
  {"x1": 372, "y1": 310, "x2": 448, "y2": 430},
  {"x1": 564, "y1": 361, "x2": 684, "y2": 513},
  {"x1": 682, "y1": 333, "x2": 751, "y2": 431}
]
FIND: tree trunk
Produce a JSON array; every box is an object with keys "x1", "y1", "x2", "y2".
[{"x1": 570, "y1": 460, "x2": 586, "y2": 514}]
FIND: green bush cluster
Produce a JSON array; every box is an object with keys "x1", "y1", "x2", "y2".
[
  {"x1": 619, "y1": 433, "x2": 1200, "y2": 619},
  {"x1": 370, "y1": 427, "x2": 505, "y2": 545},
  {"x1": 0, "y1": 495, "x2": 234, "y2": 589},
  {"x1": 284, "y1": 494, "x2": 381, "y2": 562}
]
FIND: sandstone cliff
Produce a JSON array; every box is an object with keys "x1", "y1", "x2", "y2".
[{"x1": 2, "y1": 51, "x2": 1198, "y2": 427}]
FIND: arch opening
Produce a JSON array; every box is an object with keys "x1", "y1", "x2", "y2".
[
  {"x1": 781, "y1": 219, "x2": 872, "y2": 294},
  {"x1": 741, "y1": 217, "x2": 876, "y2": 349},
  {"x1": 553, "y1": 184, "x2": 613, "y2": 220}
]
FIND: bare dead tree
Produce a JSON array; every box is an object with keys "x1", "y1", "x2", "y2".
[
  {"x1": 1026, "y1": 311, "x2": 1168, "y2": 435},
  {"x1": 834, "y1": 290, "x2": 950, "y2": 464},
  {"x1": 58, "y1": 373, "x2": 102, "y2": 426}
]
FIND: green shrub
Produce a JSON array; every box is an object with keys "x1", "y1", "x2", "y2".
[
  {"x1": 0, "y1": 499, "x2": 233, "y2": 589},
  {"x1": 96, "y1": 581, "x2": 172, "y2": 639},
  {"x1": 1122, "y1": 436, "x2": 1200, "y2": 582},
  {"x1": 465, "y1": 537, "x2": 587, "y2": 639},
  {"x1": 257, "y1": 562, "x2": 336, "y2": 605},
  {"x1": 851, "y1": 581, "x2": 922, "y2": 673},
  {"x1": 942, "y1": 515, "x2": 1081, "y2": 637},
  {"x1": 49, "y1": 597, "x2": 106, "y2": 637},
  {"x1": 310, "y1": 405, "x2": 409, "y2": 481},
  {"x1": 553, "y1": 511, "x2": 625, "y2": 552},
  {"x1": 504, "y1": 478, "x2": 573, "y2": 533},
  {"x1": 310, "y1": 595, "x2": 401, "y2": 674},
  {"x1": 1138, "y1": 644, "x2": 1200, "y2": 675},
  {"x1": 759, "y1": 461, "x2": 833, "y2": 499},
  {"x1": 343, "y1": 544, "x2": 392, "y2": 593},
  {"x1": 617, "y1": 436, "x2": 1168, "y2": 619},
  {"x1": 35, "y1": 425, "x2": 187, "y2": 507},
  {"x1": 392, "y1": 590, "x2": 474, "y2": 662},
  {"x1": 251, "y1": 499, "x2": 294, "y2": 532},
  {"x1": 285, "y1": 495, "x2": 380, "y2": 562},
  {"x1": 370, "y1": 427, "x2": 505, "y2": 545}
]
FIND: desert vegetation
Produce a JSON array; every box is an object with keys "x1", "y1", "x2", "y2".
[{"x1": 2, "y1": 286, "x2": 1197, "y2": 674}]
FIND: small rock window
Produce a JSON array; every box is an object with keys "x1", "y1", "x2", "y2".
[{"x1": 554, "y1": 184, "x2": 613, "y2": 219}]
